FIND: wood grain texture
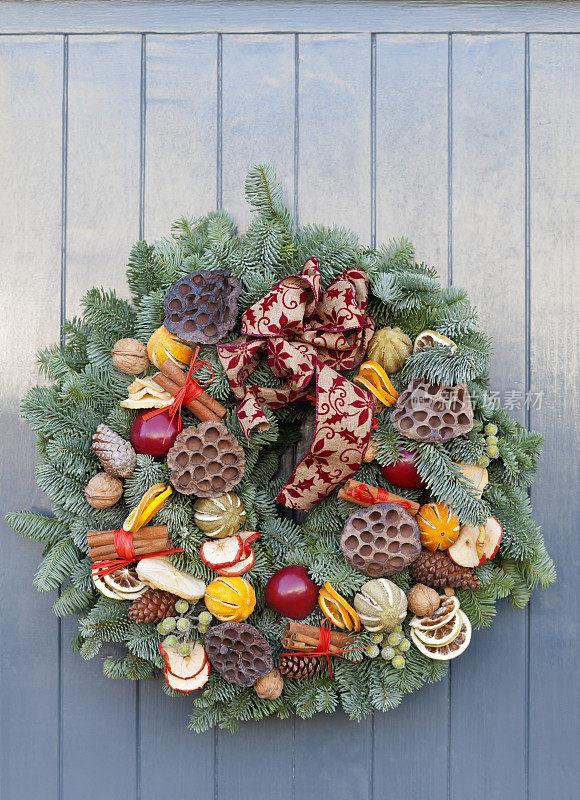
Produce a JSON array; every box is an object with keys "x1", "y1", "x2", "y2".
[
  {"x1": 61, "y1": 34, "x2": 142, "y2": 800},
  {"x1": 373, "y1": 33, "x2": 450, "y2": 798},
  {"x1": 450, "y1": 33, "x2": 527, "y2": 799},
  {"x1": 528, "y1": 33, "x2": 580, "y2": 800},
  {"x1": 0, "y1": 34, "x2": 63, "y2": 800}
]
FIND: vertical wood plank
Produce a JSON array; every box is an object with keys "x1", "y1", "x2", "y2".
[
  {"x1": 298, "y1": 34, "x2": 371, "y2": 243},
  {"x1": 218, "y1": 32, "x2": 296, "y2": 800},
  {"x1": 528, "y1": 34, "x2": 580, "y2": 799},
  {"x1": 294, "y1": 33, "x2": 372, "y2": 800},
  {"x1": 450, "y1": 34, "x2": 527, "y2": 800},
  {"x1": 373, "y1": 33, "x2": 450, "y2": 799},
  {"x1": 61, "y1": 34, "x2": 142, "y2": 800},
  {"x1": 139, "y1": 33, "x2": 217, "y2": 800},
  {"x1": 0, "y1": 35, "x2": 63, "y2": 800},
  {"x1": 375, "y1": 34, "x2": 449, "y2": 270}
]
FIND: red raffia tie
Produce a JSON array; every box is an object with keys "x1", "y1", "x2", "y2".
[
  {"x1": 143, "y1": 347, "x2": 214, "y2": 438},
  {"x1": 91, "y1": 528, "x2": 183, "y2": 579},
  {"x1": 350, "y1": 483, "x2": 416, "y2": 513},
  {"x1": 280, "y1": 618, "x2": 371, "y2": 677}
]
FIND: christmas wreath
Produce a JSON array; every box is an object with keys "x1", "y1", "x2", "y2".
[{"x1": 7, "y1": 165, "x2": 555, "y2": 732}]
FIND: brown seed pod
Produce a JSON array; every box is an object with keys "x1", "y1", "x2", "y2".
[
  {"x1": 84, "y1": 472, "x2": 123, "y2": 509},
  {"x1": 406, "y1": 583, "x2": 441, "y2": 617},
  {"x1": 254, "y1": 667, "x2": 284, "y2": 700},
  {"x1": 111, "y1": 338, "x2": 149, "y2": 375}
]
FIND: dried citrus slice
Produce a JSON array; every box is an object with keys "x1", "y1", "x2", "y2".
[
  {"x1": 319, "y1": 582, "x2": 361, "y2": 631},
  {"x1": 417, "y1": 502, "x2": 461, "y2": 552},
  {"x1": 413, "y1": 330, "x2": 457, "y2": 354},
  {"x1": 147, "y1": 325, "x2": 193, "y2": 370},
  {"x1": 354, "y1": 361, "x2": 398, "y2": 407},
  {"x1": 411, "y1": 611, "x2": 471, "y2": 660},
  {"x1": 123, "y1": 484, "x2": 172, "y2": 532},
  {"x1": 411, "y1": 610, "x2": 462, "y2": 647},
  {"x1": 93, "y1": 566, "x2": 147, "y2": 600},
  {"x1": 409, "y1": 595, "x2": 459, "y2": 631}
]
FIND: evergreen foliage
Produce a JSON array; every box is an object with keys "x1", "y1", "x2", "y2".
[{"x1": 6, "y1": 164, "x2": 553, "y2": 732}]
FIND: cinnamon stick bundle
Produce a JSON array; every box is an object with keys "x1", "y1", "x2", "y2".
[
  {"x1": 158, "y1": 359, "x2": 227, "y2": 420},
  {"x1": 87, "y1": 525, "x2": 171, "y2": 561},
  {"x1": 282, "y1": 621, "x2": 354, "y2": 654},
  {"x1": 338, "y1": 479, "x2": 420, "y2": 516}
]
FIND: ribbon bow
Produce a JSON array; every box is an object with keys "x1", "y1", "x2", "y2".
[
  {"x1": 143, "y1": 346, "x2": 214, "y2": 436},
  {"x1": 217, "y1": 259, "x2": 376, "y2": 510}
]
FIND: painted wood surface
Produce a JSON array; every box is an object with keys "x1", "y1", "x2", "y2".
[{"x1": 0, "y1": 3, "x2": 578, "y2": 799}]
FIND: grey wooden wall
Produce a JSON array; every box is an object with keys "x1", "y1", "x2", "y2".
[{"x1": 1, "y1": 3, "x2": 578, "y2": 799}]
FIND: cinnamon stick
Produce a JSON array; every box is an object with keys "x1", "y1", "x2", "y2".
[
  {"x1": 153, "y1": 371, "x2": 220, "y2": 422},
  {"x1": 338, "y1": 479, "x2": 420, "y2": 516},
  {"x1": 87, "y1": 525, "x2": 168, "y2": 547},
  {"x1": 159, "y1": 359, "x2": 227, "y2": 418},
  {"x1": 282, "y1": 622, "x2": 354, "y2": 654}
]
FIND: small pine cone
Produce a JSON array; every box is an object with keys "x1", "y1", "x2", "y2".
[
  {"x1": 409, "y1": 549, "x2": 481, "y2": 591},
  {"x1": 92, "y1": 424, "x2": 136, "y2": 477},
  {"x1": 128, "y1": 588, "x2": 178, "y2": 623},
  {"x1": 278, "y1": 653, "x2": 323, "y2": 679}
]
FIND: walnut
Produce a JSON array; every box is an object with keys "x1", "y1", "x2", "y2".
[
  {"x1": 406, "y1": 583, "x2": 441, "y2": 617},
  {"x1": 111, "y1": 338, "x2": 149, "y2": 375},
  {"x1": 85, "y1": 472, "x2": 123, "y2": 509},
  {"x1": 254, "y1": 667, "x2": 284, "y2": 700}
]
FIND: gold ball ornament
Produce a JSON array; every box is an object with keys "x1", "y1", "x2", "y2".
[
  {"x1": 366, "y1": 327, "x2": 413, "y2": 374},
  {"x1": 406, "y1": 583, "x2": 441, "y2": 617},
  {"x1": 111, "y1": 338, "x2": 149, "y2": 375},
  {"x1": 254, "y1": 667, "x2": 284, "y2": 699},
  {"x1": 84, "y1": 472, "x2": 123, "y2": 509}
]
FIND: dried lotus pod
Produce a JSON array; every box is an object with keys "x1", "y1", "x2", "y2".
[
  {"x1": 366, "y1": 327, "x2": 413, "y2": 373},
  {"x1": 340, "y1": 503, "x2": 421, "y2": 578},
  {"x1": 84, "y1": 472, "x2": 123, "y2": 509},
  {"x1": 204, "y1": 622, "x2": 273, "y2": 687},
  {"x1": 390, "y1": 379, "x2": 474, "y2": 444},
  {"x1": 111, "y1": 338, "x2": 149, "y2": 374},
  {"x1": 163, "y1": 270, "x2": 241, "y2": 345},
  {"x1": 193, "y1": 492, "x2": 246, "y2": 538},
  {"x1": 354, "y1": 578, "x2": 407, "y2": 633},
  {"x1": 167, "y1": 422, "x2": 245, "y2": 497}
]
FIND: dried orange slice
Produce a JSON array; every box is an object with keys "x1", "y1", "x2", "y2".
[
  {"x1": 413, "y1": 330, "x2": 457, "y2": 354},
  {"x1": 319, "y1": 582, "x2": 361, "y2": 631},
  {"x1": 354, "y1": 361, "x2": 398, "y2": 407},
  {"x1": 147, "y1": 325, "x2": 194, "y2": 370},
  {"x1": 123, "y1": 484, "x2": 172, "y2": 532}
]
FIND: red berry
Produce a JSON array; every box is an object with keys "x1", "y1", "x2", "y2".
[
  {"x1": 382, "y1": 450, "x2": 425, "y2": 490},
  {"x1": 265, "y1": 566, "x2": 319, "y2": 620},
  {"x1": 130, "y1": 410, "x2": 179, "y2": 458}
]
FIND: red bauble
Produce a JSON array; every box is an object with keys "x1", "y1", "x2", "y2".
[
  {"x1": 382, "y1": 450, "x2": 425, "y2": 490},
  {"x1": 265, "y1": 566, "x2": 319, "y2": 620},
  {"x1": 130, "y1": 410, "x2": 179, "y2": 458}
]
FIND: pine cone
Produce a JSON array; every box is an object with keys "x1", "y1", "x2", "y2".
[
  {"x1": 409, "y1": 549, "x2": 481, "y2": 590},
  {"x1": 128, "y1": 588, "x2": 178, "y2": 623},
  {"x1": 163, "y1": 270, "x2": 241, "y2": 345},
  {"x1": 92, "y1": 424, "x2": 136, "y2": 477},
  {"x1": 278, "y1": 653, "x2": 323, "y2": 678}
]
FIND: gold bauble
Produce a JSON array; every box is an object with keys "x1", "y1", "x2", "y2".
[{"x1": 366, "y1": 327, "x2": 413, "y2": 374}]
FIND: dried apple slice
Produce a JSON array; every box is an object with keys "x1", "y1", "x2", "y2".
[
  {"x1": 164, "y1": 661, "x2": 210, "y2": 693},
  {"x1": 200, "y1": 535, "x2": 244, "y2": 570},
  {"x1": 160, "y1": 641, "x2": 207, "y2": 679},
  {"x1": 136, "y1": 556, "x2": 206, "y2": 600},
  {"x1": 448, "y1": 517, "x2": 503, "y2": 567},
  {"x1": 240, "y1": 531, "x2": 260, "y2": 556},
  {"x1": 215, "y1": 548, "x2": 256, "y2": 576}
]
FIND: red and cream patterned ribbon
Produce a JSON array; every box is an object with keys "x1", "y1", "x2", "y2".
[{"x1": 217, "y1": 258, "x2": 375, "y2": 510}]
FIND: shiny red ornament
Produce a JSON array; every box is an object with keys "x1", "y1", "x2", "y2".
[
  {"x1": 265, "y1": 566, "x2": 319, "y2": 620},
  {"x1": 130, "y1": 410, "x2": 179, "y2": 458},
  {"x1": 382, "y1": 450, "x2": 425, "y2": 490}
]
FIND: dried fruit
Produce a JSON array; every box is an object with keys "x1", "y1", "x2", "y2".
[
  {"x1": 120, "y1": 376, "x2": 173, "y2": 409},
  {"x1": 160, "y1": 641, "x2": 210, "y2": 692},
  {"x1": 163, "y1": 270, "x2": 242, "y2": 345},
  {"x1": 406, "y1": 583, "x2": 441, "y2": 617},
  {"x1": 193, "y1": 492, "x2": 246, "y2": 538},
  {"x1": 123, "y1": 484, "x2": 172, "y2": 533},
  {"x1": 254, "y1": 668, "x2": 284, "y2": 699},
  {"x1": 167, "y1": 422, "x2": 246, "y2": 497},
  {"x1": 136, "y1": 556, "x2": 206, "y2": 600},
  {"x1": 454, "y1": 462, "x2": 488, "y2": 499},
  {"x1": 111, "y1": 338, "x2": 149, "y2": 374},
  {"x1": 409, "y1": 595, "x2": 460, "y2": 631},
  {"x1": 92, "y1": 566, "x2": 147, "y2": 601},
  {"x1": 92, "y1": 424, "x2": 137, "y2": 477},
  {"x1": 84, "y1": 472, "x2": 123, "y2": 509},
  {"x1": 448, "y1": 517, "x2": 503, "y2": 567},
  {"x1": 413, "y1": 330, "x2": 457, "y2": 354},
  {"x1": 354, "y1": 361, "x2": 399, "y2": 407},
  {"x1": 366, "y1": 327, "x2": 413, "y2": 373},
  {"x1": 354, "y1": 578, "x2": 407, "y2": 633},
  {"x1": 204, "y1": 576, "x2": 256, "y2": 622},
  {"x1": 147, "y1": 325, "x2": 194, "y2": 370},
  {"x1": 200, "y1": 536, "x2": 244, "y2": 571},
  {"x1": 417, "y1": 502, "x2": 461, "y2": 552},
  {"x1": 205, "y1": 622, "x2": 273, "y2": 686},
  {"x1": 391, "y1": 379, "x2": 474, "y2": 444},
  {"x1": 318, "y1": 582, "x2": 361, "y2": 631},
  {"x1": 411, "y1": 610, "x2": 472, "y2": 660}
]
